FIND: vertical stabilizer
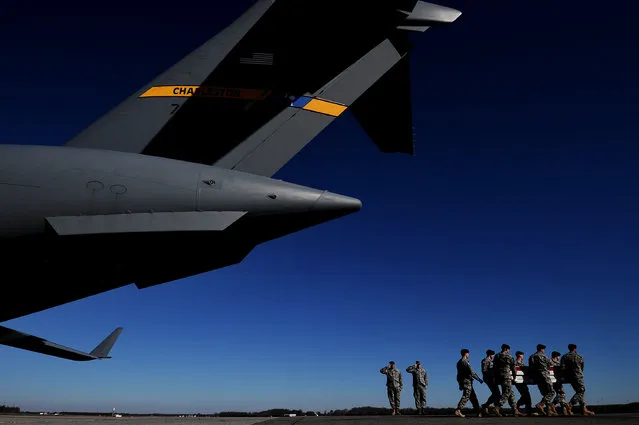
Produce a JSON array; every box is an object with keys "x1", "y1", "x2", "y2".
[{"x1": 90, "y1": 327, "x2": 124, "y2": 358}]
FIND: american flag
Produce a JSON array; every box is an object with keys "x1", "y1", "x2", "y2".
[{"x1": 239, "y1": 52, "x2": 274, "y2": 65}]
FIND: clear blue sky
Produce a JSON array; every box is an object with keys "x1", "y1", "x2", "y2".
[{"x1": 1, "y1": 0, "x2": 638, "y2": 415}]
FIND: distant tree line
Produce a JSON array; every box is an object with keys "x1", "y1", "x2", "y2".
[
  {"x1": 216, "y1": 409, "x2": 307, "y2": 417},
  {"x1": 0, "y1": 405, "x2": 20, "y2": 413},
  {"x1": 588, "y1": 402, "x2": 639, "y2": 414}
]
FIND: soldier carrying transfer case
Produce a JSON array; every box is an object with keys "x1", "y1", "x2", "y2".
[
  {"x1": 550, "y1": 351, "x2": 569, "y2": 415},
  {"x1": 514, "y1": 351, "x2": 532, "y2": 416},
  {"x1": 528, "y1": 344, "x2": 558, "y2": 416},
  {"x1": 560, "y1": 344, "x2": 595, "y2": 416},
  {"x1": 455, "y1": 348, "x2": 483, "y2": 418},
  {"x1": 493, "y1": 344, "x2": 523, "y2": 417},
  {"x1": 480, "y1": 349, "x2": 500, "y2": 415},
  {"x1": 380, "y1": 361, "x2": 403, "y2": 415},
  {"x1": 406, "y1": 361, "x2": 428, "y2": 415}
]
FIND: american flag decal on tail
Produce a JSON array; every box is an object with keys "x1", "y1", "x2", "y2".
[{"x1": 239, "y1": 52, "x2": 274, "y2": 65}]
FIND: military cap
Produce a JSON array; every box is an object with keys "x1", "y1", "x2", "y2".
[
  {"x1": 551, "y1": 351, "x2": 561, "y2": 357},
  {"x1": 461, "y1": 348, "x2": 469, "y2": 355},
  {"x1": 389, "y1": 361, "x2": 395, "y2": 365},
  {"x1": 568, "y1": 344, "x2": 577, "y2": 351},
  {"x1": 515, "y1": 351, "x2": 524, "y2": 356},
  {"x1": 501, "y1": 344, "x2": 510, "y2": 351},
  {"x1": 537, "y1": 344, "x2": 546, "y2": 351},
  {"x1": 486, "y1": 349, "x2": 495, "y2": 356},
  {"x1": 415, "y1": 360, "x2": 421, "y2": 365}
]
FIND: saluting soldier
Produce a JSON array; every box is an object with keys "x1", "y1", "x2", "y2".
[
  {"x1": 380, "y1": 361, "x2": 403, "y2": 415},
  {"x1": 406, "y1": 361, "x2": 428, "y2": 414}
]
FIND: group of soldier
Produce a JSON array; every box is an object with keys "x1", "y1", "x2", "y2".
[
  {"x1": 379, "y1": 343, "x2": 594, "y2": 418},
  {"x1": 457, "y1": 343, "x2": 594, "y2": 418}
]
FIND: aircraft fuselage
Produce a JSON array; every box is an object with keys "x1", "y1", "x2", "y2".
[{"x1": 0, "y1": 144, "x2": 360, "y2": 239}]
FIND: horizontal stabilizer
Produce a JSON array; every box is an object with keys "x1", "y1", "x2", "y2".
[
  {"x1": 214, "y1": 36, "x2": 411, "y2": 176},
  {"x1": 0, "y1": 326, "x2": 123, "y2": 361},
  {"x1": 350, "y1": 53, "x2": 414, "y2": 155},
  {"x1": 397, "y1": 1, "x2": 462, "y2": 32},
  {"x1": 46, "y1": 211, "x2": 246, "y2": 236}
]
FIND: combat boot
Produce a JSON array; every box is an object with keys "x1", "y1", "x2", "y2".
[
  {"x1": 454, "y1": 409, "x2": 465, "y2": 418},
  {"x1": 547, "y1": 404, "x2": 559, "y2": 416},
  {"x1": 564, "y1": 402, "x2": 573, "y2": 416},
  {"x1": 494, "y1": 406, "x2": 502, "y2": 417},
  {"x1": 582, "y1": 405, "x2": 595, "y2": 416},
  {"x1": 513, "y1": 406, "x2": 524, "y2": 417},
  {"x1": 535, "y1": 402, "x2": 547, "y2": 416},
  {"x1": 418, "y1": 408, "x2": 422, "y2": 415}
]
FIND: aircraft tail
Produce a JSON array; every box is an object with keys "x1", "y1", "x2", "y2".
[
  {"x1": 89, "y1": 327, "x2": 124, "y2": 358},
  {"x1": 64, "y1": 0, "x2": 461, "y2": 177}
]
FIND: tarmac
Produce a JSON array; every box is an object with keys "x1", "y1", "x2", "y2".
[{"x1": 0, "y1": 414, "x2": 638, "y2": 424}]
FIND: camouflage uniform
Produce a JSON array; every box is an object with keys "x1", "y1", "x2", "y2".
[
  {"x1": 529, "y1": 347, "x2": 557, "y2": 416},
  {"x1": 550, "y1": 353, "x2": 567, "y2": 413},
  {"x1": 560, "y1": 347, "x2": 594, "y2": 415},
  {"x1": 514, "y1": 355, "x2": 532, "y2": 414},
  {"x1": 380, "y1": 362, "x2": 403, "y2": 414},
  {"x1": 481, "y1": 351, "x2": 500, "y2": 413},
  {"x1": 406, "y1": 362, "x2": 428, "y2": 413},
  {"x1": 456, "y1": 356, "x2": 481, "y2": 414},
  {"x1": 493, "y1": 348, "x2": 520, "y2": 415}
]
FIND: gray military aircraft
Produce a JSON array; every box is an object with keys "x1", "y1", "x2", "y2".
[{"x1": 0, "y1": 0, "x2": 461, "y2": 360}]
